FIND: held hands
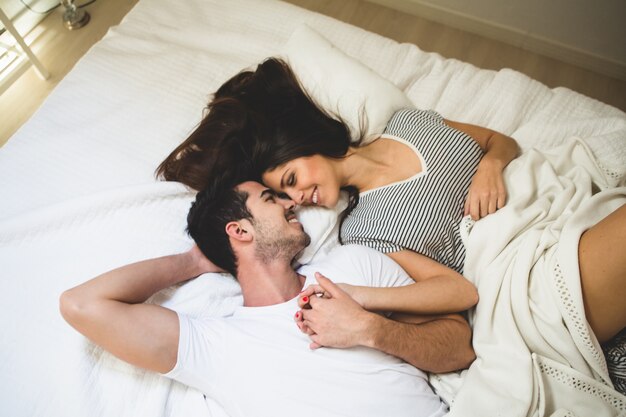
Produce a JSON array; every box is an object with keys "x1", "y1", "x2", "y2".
[
  {"x1": 464, "y1": 158, "x2": 507, "y2": 220},
  {"x1": 299, "y1": 281, "x2": 362, "y2": 306},
  {"x1": 294, "y1": 273, "x2": 373, "y2": 350}
]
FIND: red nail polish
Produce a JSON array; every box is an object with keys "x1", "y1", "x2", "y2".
[
  {"x1": 302, "y1": 296, "x2": 309, "y2": 303},
  {"x1": 295, "y1": 312, "x2": 300, "y2": 319}
]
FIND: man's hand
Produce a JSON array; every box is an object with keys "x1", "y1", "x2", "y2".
[
  {"x1": 60, "y1": 249, "x2": 213, "y2": 374},
  {"x1": 294, "y1": 273, "x2": 476, "y2": 372},
  {"x1": 296, "y1": 272, "x2": 376, "y2": 350},
  {"x1": 188, "y1": 245, "x2": 225, "y2": 274}
]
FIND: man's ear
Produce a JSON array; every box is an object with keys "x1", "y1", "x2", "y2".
[{"x1": 225, "y1": 220, "x2": 252, "y2": 242}]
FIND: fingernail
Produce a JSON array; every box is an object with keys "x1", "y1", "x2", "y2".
[
  {"x1": 302, "y1": 296, "x2": 309, "y2": 303},
  {"x1": 295, "y1": 312, "x2": 300, "y2": 319}
]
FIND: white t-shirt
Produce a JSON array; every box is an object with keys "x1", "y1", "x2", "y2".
[{"x1": 164, "y1": 245, "x2": 447, "y2": 417}]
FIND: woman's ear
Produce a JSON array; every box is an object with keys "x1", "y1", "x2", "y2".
[{"x1": 225, "y1": 220, "x2": 252, "y2": 242}]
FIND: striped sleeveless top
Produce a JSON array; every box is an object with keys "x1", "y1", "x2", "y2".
[{"x1": 341, "y1": 109, "x2": 483, "y2": 274}]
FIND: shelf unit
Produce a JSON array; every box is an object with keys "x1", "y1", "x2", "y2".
[{"x1": 0, "y1": 6, "x2": 49, "y2": 95}]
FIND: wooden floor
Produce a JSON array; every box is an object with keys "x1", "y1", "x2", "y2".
[
  {"x1": 284, "y1": 0, "x2": 626, "y2": 111},
  {"x1": 0, "y1": 0, "x2": 139, "y2": 148},
  {"x1": 1, "y1": 0, "x2": 624, "y2": 147}
]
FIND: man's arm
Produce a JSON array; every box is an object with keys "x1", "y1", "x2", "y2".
[
  {"x1": 366, "y1": 312, "x2": 475, "y2": 373},
  {"x1": 299, "y1": 273, "x2": 475, "y2": 373},
  {"x1": 59, "y1": 246, "x2": 216, "y2": 373}
]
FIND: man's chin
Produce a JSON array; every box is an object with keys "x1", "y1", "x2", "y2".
[
  {"x1": 302, "y1": 231, "x2": 311, "y2": 248},
  {"x1": 290, "y1": 232, "x2": 311, "y2": 263}
]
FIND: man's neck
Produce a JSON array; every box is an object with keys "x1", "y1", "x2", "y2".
[{"x1": 237, "y1": 259, "x2": 305, "y2": 307}]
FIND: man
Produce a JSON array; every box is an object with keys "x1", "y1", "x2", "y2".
[{"x1": 60, "y1": 180, "x2": 474, "y2": 417}]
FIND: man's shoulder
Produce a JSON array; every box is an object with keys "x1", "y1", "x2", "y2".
[
  {"x1": 321, "y1": 244, "x2": 388, "y2": 268},
  {"x1": 303, "y1": 244, "x2": 409, "y2": 286},
  {"x1": 300, "y1": 244, "x2": 375, "y2": 270}
]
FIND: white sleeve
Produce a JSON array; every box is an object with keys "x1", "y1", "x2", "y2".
[
  {"x1": 161, "y1": 312, "x2": 223, "y2": 396},
  {"x1": 323, "y1": 245, "x2": 413, "y2": 288}
]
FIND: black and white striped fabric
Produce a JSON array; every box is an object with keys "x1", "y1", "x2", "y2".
[
  {"x1": 604, "y1": 328, "x2": 626, "y2": 395},
  {"x1": 341, "y1": 109, "x2": 483, "y2": 274}
]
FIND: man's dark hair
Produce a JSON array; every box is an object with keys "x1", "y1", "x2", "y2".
[
  {"x1": 161, "y1": 57, "x2": 362, "y2": 242},
  {"x1": 187, "y1": 179, "x2": 252, "y2": 277}
]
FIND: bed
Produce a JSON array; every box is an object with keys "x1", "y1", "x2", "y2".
[{"x1": 1, "y1": 0, "x2": 625, "y2": 416}]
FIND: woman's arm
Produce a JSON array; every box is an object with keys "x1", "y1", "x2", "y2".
[
  {"x1": 299, "y1": 273, "x2": 475, "y2": 372},
  {"x1": 59, "y1": 246, "x2": 218, "y2": 373},
  {"x1": 445, "y1": 119, "x2": 520, "y2": 220},
  {"x1": 302, "y1": 249, "x2": 478, "y2": 315},
  {"x1": 352, "y1": 249, "x2": 478, "y2": 314}
]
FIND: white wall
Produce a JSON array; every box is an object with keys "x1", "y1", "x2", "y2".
[{"x1": 368, "y1": 0, "x2": 626, "y2": 80}]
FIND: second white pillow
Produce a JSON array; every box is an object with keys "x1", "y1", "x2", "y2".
[{"x1": 281, "y1": 24, "x2": 412, "y2": 142}]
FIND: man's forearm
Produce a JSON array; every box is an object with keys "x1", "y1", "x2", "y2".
[
  {"x1": 59, "y1": 250, "x2": 204, "y2": 373},
  {"x1": 63, "y1": 251, "x2": 202, "y2": 305},
  {"x1": 361, "y1": 313, "x2": 475, "y2": 373},
  {"x1": 300, "y1": 274, "x2": 476, "y2": 372}
]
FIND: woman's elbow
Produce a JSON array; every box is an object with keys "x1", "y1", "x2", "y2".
[
  {"x1": 461, "y1": 282, "x2": 479, "y2": 311},
  {"x1": 469, "y1": 286, "x2": 479, "y2": 308},
  {"x1": 59, "y1": 289, "x2": 88, "y2": 326}
]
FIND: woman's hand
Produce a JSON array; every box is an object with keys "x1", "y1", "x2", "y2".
[
  {"x1": 297, "y1": 282, "x2": 363, "y2": 306},
  {"x1": 294, "y1": 273, "x2": 375, "y2": 349},
  {"x1": 464, "y1": 158, "x2": 507, "y2": 220},
  {"x1": 294, "y1": 276, "x2": 366, "y2": 343},
  {"x1": 444, "y1": 119, "x2": 519, "y2": 221}
]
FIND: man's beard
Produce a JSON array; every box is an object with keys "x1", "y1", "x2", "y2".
[{"x1": 253, "y1": 220, "x2": 311, "y2": 264}]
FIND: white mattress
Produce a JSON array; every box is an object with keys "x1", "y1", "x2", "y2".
[{"x1": 1, "y1": 1, "x2": 625, "y2": 416}]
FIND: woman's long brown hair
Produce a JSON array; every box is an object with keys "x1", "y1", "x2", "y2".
[{"x1": 155, "y1": 58, "x2": 364, "y2": 240}]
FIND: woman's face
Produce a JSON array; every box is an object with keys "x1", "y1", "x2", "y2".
[{"x1": 262, "y1": 155, "x2": 341, "y2": 208}]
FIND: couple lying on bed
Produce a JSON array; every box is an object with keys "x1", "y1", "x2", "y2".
[
  {"x1": 157, "y1": 58, "x2": 625, "y2": 346},
  {"x1": 61, "y1": 179, "x2": 453, "y2": 417},
  {"x1": 60, "y1": 57, "x2": 626, "y2": 414}
]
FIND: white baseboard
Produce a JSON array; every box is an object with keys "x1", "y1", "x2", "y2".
[{"x1": 367, "y1": 0, "x2": 626, "y2": 81}]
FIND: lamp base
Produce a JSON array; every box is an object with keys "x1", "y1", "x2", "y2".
[{"x1": 63, "y1": 7, "x2": 90, "y2": 30}]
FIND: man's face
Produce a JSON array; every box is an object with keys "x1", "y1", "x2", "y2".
[{"x1": 236, "y1": 181, "x2": 310, "y2": 262}]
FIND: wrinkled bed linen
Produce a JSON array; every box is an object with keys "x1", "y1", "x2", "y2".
[
  {"x1": 1, "y1": 0, "x2": 626, "y2": 416},
  {"x1": 431, "y1": 140, "x2": 626, "y2": 416}
]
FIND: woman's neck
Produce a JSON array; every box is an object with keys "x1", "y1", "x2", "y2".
[
  {"x1": 339, "y1": 140, "x2": 396, "y2": 192},
  {"x1": 339, "y1": 137, "x2": 424, "y2": 193}
]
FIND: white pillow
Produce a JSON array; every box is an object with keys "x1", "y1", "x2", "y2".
[
  {"x1": 295, "y1": 192, "x2": 347, "y2": 265},
  {"x1": 281, "y1": 25, "x2": 412, "y2": 263},
  {"x1": 282, "y1": 24, "x2": 412, "y2": 142}
]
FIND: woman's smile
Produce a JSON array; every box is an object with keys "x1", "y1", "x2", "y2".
[
  {"x1": 311, "y1": 186, "x2": 320, "y2": 205},
  {"x1": 263, "y1": 155, "x2": 342, "y2": 209}
]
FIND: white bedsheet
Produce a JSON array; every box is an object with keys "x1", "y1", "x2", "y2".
[
  {"x1": 1, "y1": 0, "x2": 625, "y2": 416},
  {"x1": 437, "y1": 140, "x2": 626, "y2": 416}
]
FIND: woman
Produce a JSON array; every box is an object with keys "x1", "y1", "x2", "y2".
[
  {"x1": 260, "y1": 106, "x2": 521, "y2": 315},
  {"x1": 157, "y1": 58, "x2": 626, "y2": 345}
]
